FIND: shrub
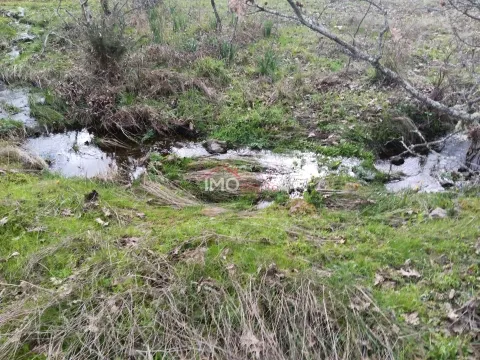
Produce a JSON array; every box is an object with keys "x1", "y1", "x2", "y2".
[{"x1": 81, "y1": 2, "x2": 133, "y2": 71}]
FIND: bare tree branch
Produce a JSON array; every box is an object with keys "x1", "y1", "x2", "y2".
[{"x1": 253, "y1": 0, "x2": 480, "y2": 123}]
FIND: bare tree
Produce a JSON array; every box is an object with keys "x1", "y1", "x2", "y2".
[{"x1": 250, "y1": 0, "x2": 480, "y2": 125}]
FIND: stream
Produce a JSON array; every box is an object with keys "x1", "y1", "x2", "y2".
[{"x1": 0, "y1": 85, "x2": 477, "y2": 193}]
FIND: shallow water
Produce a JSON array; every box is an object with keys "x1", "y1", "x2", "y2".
[
  {"x1": 172, "y1": 142, "x2": 360, "y2": 193},
  {"x1": 24, "y1": 130, "x2": 145, "y2": 179},
  {"x1": 375, "y1": 134, "x2": 472, "y2": 192},
  {"x1": 0, "y1": 87, "x2": 38, "y2": 127}
]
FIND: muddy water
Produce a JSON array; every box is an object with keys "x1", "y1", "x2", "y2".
[
  {"x1": 171, "y1": 142, "x2": 360, "y2": 193},
  {"x1": 375, "y1": 134, "x2": 473, "y2": 192},
  {"x1": 24, "y1": 130, "x2": 145, "y2": 179}
]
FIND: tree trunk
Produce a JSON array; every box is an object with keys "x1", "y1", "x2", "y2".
[
  {"x1": 467, "y1": 127, "x2": 480, "y2": 171},
  {"x1": 211, "y1": 0, "x2": 222, "y2": 31}
]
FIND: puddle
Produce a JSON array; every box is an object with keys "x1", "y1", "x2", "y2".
[
  {"x1": 171, "y1": 142, "x2": 360, "y2": 194},
  {"x1": 0, "y1": 87, "x2": 38, "y2": 128},
  {"x1": 375, "y1": 134, "x2": 474, "y2": 192},
  {"x1": 24, "y1": 129, "x2": 145, "y2": 179},
  {"x1": 8, "y1": 46, "x2": 20, "y2": 59}
]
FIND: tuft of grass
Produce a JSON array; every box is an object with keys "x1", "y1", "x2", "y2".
[
  {"x1": 257, "y1": 49, "x2": 279, "y2": 77},
  {"x1": 219, "y1": 40, "x2": 237, "y2": 64},
  {"x1": 148, "y1": 6, "x2": 165, "y2": 44},
  {"x1": 263, "y1": 20, "x2": 274, "y2": 37},
  {"x1": 0, "y1": 119, "x2": 24, "y2": 138}
]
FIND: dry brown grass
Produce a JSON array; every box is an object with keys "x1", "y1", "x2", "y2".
[
  {"x1": 0, "y1": 145, "x2": 48, "y2": 170},
  {"x1": 0, "y1": 247, "x2": 412, "y2": 359}
]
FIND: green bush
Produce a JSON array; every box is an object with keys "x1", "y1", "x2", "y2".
[
  {"x1": 213, "y1": 104, "x2": 295, "y2": 149},
  {"x1": 86, "y1": 19, "x2": 129, "y2": 69}
]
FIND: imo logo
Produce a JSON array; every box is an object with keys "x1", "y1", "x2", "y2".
[{"x1": 202, "y1": 165, "x2": 242, "y2": 192}]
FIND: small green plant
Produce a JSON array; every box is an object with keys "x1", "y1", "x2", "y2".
[
  {"x1": 304, "y1": 182, "x2": 324, "y2": 209},
  {"x1": 141, "y1": 129, "x2": 156, "y2": 143},
  {"x1": 0, "y1": 102, "x2": 21, "y2": 115},
  {"x1": 219, "y1": 40, "x2": 236, "y2": 64},
  {"x1": 257, "y1": 49, "x2": 278, "y2": 77},
  {"x1": 183, "y1": 38, "x2": 198, "y2": 53},
  {"x1": 148, "y1": 7, "x2": 164, "y2": 44},
  {"x1": 171, "y1": 8, "x2": 187, "y2": 32},
  {"x1": 263, "y1": 20, "x2": 274, "y2": 37},
  {"x1": 0, "y1": 119, "x2": 24, "y2": 138},
  {"x1": 85, "y1": 9, "x2": 131, "y2": 70}
]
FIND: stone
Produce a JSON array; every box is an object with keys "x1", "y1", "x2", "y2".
[
  {"x1": 429, "y1": 207, "x2": 448, "y2": 219},
  {"x1": 390, "y1": 156, "x2": 405, "y2": 166},
  {"x1": 203, "y1": 139, "x2": 228, "y2": 154},
  {"x1": 15, "y1": 33, "x2": 36, "y2": 43}
]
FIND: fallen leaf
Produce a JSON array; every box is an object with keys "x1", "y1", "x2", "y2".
[
  {"x1": 102, "y1": 207, "x2": 112, "y2": 218},
  {"x1": 61, "y1": 209, "x2": 74, "y2": 217},
  {"x1": 403, "y1": 312, "x2": 420, "y2": 325},
  {"x1": 95, "y1": 218, "x2": 109, "y2": 227},
  {"x1": 374, "y1": 273, "x2": 385, "y2": 286},
  {"x1": 0, "y1": 217, "x2": 8, "y2": 226},
  {"x1": 449, "y1": 289, "x2": 456, "y2": 300},
  {"x1": 7, "y1": 251, "x2": 19, "y2": 260},
  {"x1": 136, "y1": 212, "x2": 146, "y2": 219}
]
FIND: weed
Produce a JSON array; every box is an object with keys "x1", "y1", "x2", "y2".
[
  {"x1": 263, "y1": 20, "x2": 274, "y2": 37},
  {"x1": 171, "y1": 9, "x2": 187, "y2": 32},
  {"x1": 148, "y1": 6, "x2": 164, "y2": 44},
  {"x1": 257, "y1": 49, "x2": 278, "y2": 77},
  {"x1": 219, "y1": 40, "x2": 236, "y2": 64},
  {"x1": 195, "y1": 57, "x2": 230, "y2": 85},
  {"x1": 0, "y1": 119, "x2": 24, "y2": 138},
  {"x1": 183, "y1": 37, "x2": 198, "y2": 52}
]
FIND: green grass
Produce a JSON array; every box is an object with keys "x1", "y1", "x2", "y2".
[
  {"x1": 0, "y1": 172, "x2": 479, "y2": 358},
  {"x1": 0, "y1": 119, "x2": 24, "y2": 138}
]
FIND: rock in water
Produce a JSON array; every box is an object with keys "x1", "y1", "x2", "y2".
[
  {"x1": 390, "y1": 156, "x2": 405, "y2": 166},
  {"x1": 467, "y1": 127, "x2": 480, "y2": 171},
  {"x1": 203, "y1": 140, "x2": 228, "y2": 154},
  {"x1": 429, "y1": 208, "x2": 447, "y2": 219}
]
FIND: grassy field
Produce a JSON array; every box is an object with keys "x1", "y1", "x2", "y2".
[{"x1": 1, "y1": 0, "x2": 480, "y2": 359}]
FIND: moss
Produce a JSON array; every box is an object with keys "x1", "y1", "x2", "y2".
[{"x1": 194, "y1": 57, "x2": 231, "y2": 85}]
